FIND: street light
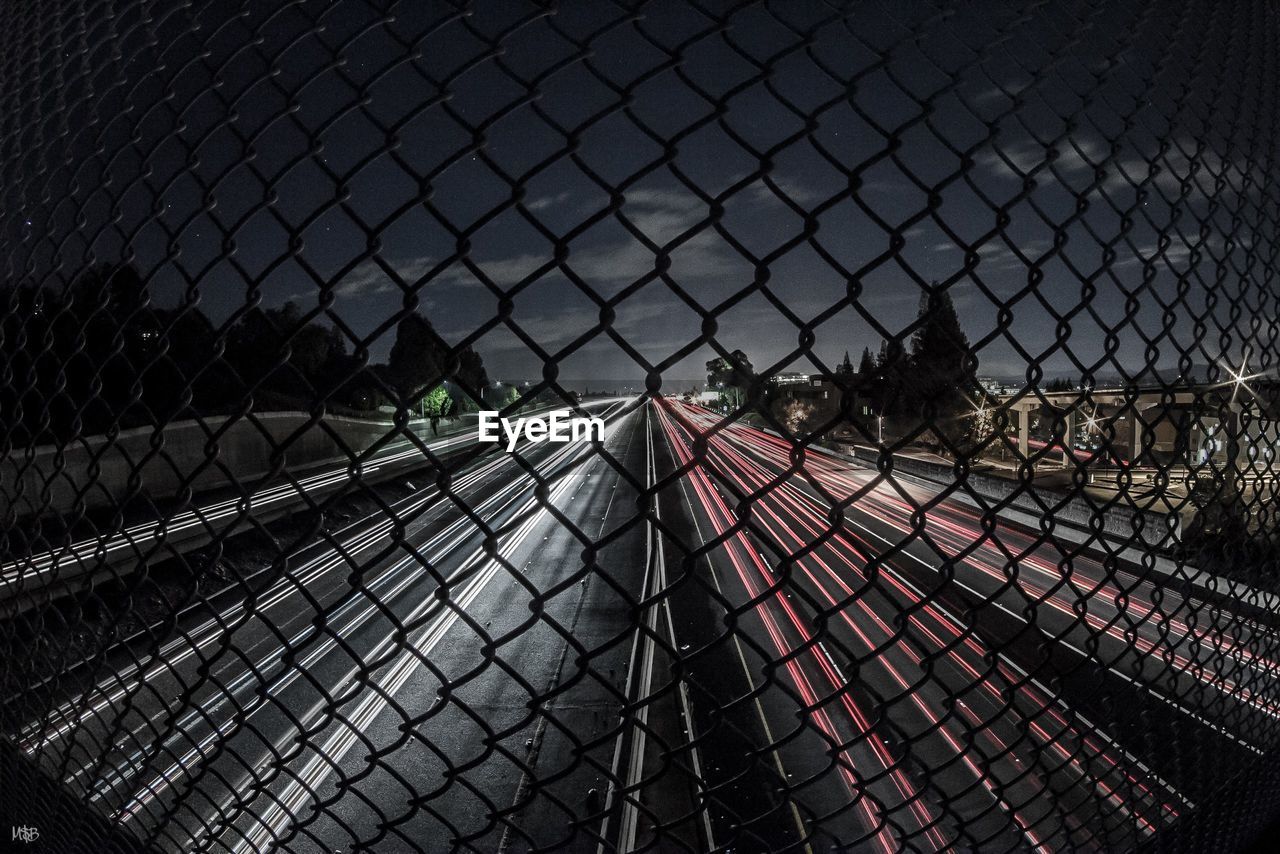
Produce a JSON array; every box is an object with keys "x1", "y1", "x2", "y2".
[{"x1": 877, "y1": 414, "x2": 884, "y2": 445}]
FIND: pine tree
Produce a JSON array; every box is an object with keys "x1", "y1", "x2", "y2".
[
  {"x1": 909, "y1": 285, "x2": 976, "y2": 419},
  {"x1": 836, "y1": 350, "x2": 855, "y2": 379},
  {"x1": 387, "y1": 313, "x2": 445, "y2": 401},
  {"x1": 875, "y1": 337, "x2": 908, "y2": 417}
]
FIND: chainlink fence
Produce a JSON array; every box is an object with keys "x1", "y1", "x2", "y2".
[{"x1": 3, "y1": 0, "x2": 1280, "y2": 852}]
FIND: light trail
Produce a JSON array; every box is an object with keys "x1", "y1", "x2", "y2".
[
  {"x1": 22, "y1": 400, "x2": 633, "y2": 760},
  {"x1": 677, "y1": 404, "x2": 1280, "y2": 722},
  {"x1": 658, "y1": 400, "x2": 1214, "y2": 846},
  {"x1": 659, "y1": 403, "x2": 944, "y2": 852},
  {"x1": 715, "y1": 415, "x2": 1280, "y2": 679},
  {"x1": 25, "y1": 403, "x2": 631, "y2": 839},
  {"x1": 694, "y1": 422, "x2": 1171, "y2": 838},
  {"x1": 215, "y1": 406, "x2": 638, "y2": 853},
  {"x1": 1, "y1": 400, "x2": 624, "y2": 595},
  {"x1": 21, "y1": 451, "x2": 515, "y2": 753}
]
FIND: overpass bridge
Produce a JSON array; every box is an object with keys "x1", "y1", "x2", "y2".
[{"x1": 989, "y1": 377, "x2": 1279, "y2": 476}]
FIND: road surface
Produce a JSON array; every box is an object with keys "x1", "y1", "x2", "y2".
[{"x1": 5, "y1": 399, "x2": 1279, "y2": 852}]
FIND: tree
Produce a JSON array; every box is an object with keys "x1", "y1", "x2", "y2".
[
  {"x1": 1, "y1": 262, "x2": 496, "y2": 443},
  {"x1": 418, "y1": 385, "x2": 452, "y2": 418},
  {"x1": 290, "y1": 322, "x2": 348, "y2": 386},
  {"x1": 836, "y1": 350, "x2": 855, "y2": 380},
  {"x1": 456, "y1": 349, "x2": 489, "y2": 398},
  {"x1": 387, "y1": 311, "x2": 490, "y2": 412},
  {"x1": 908, "y1": 286, "x2": 976, "y2": 422},
  {"x1": 223, "y1": 300, "x2": 357, "y2": 411},
  {"x1": 781, "y1": 399, "x2": 816, "y2": 434},
  {"x1": 875, "y1": 336, "x2": 909, "y2": 418},
  {"x1": 387, "y1": 312, "x2": 444, "y2": 401},
  {"x1": 857, "y1": 347, "x2": 876, "y2": 378},
  {"x1": 706, "y1": 350, "x2": 754, "y2": 408}
]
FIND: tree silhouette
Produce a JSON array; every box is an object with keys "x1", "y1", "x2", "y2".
[
  {"x1": 706, "y1": 350, "x2": 755, "y2": 408},
  {"x1": 857, "y1": 347, "x2": 875, "y2": 378},
  {"x1": 387, "y1": 311, "x2": 489, "y2": 411},
  {"x1": 909, "y1": 286, "x2": 978, "y2": 424},
  {"x1": 836, "y1": 350, "x2": 855, "y2": 380},
  {"x1": 875, "y1": 337, "x2": 909, "y2": 417},
  {"x1": 1, "y1": 265, "x2": 494, "y2": 444}
]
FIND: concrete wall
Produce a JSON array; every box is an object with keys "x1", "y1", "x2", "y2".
[{"x1": 1, "y1": 412, "x2": 452, "y2": 520}]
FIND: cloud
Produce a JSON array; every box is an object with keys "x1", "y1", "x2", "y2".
[
  {"x1": 1112, "y1": 232, "x2": 1221, "y2": 270},
  {"x1": 974, "y1": 134, "x2": 1248, "y2": 213},
  {"x1": 457, "y1": 187, "x2": 743, "y2": 288},
  {"x1": 341, "y1": 184, "x2": 812, "y2": 301},
  {"x1": 744, "y1": 176, "x2": 824, "y2": 207},
  {"x1": 324, "y1": 256, "x2": 442, "y2": 299},
  {"x1": 448, "y1": 291, "x2": 688, "y2": 356},
  {"x1": 972, "y1": 237, "x2": 1053, "y2": 275},
  {"x1": 526, "y1": 191, "x2": 571, "y2": 211},
  {"x1": 975, "y1": 136, "x2": 1110, "y2": 182}
]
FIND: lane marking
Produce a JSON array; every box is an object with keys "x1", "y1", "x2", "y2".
[
  {"x1": 664, "y1": 421, "x2": 813, "y2": 854},
  {"x1": 613, "y1": 405, "x2": 714, "y2": 852},
  {"x1": 494, "y1": 414, "x2": 643, "y2": 854},
  {"x1": 217, "y1": 411, "x2": 638, "y2": 852}
]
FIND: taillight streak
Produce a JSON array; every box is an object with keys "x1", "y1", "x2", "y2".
[
  {"x1": 688, "y1": 418, "x2": 1165, "y2": 838},
  {"x1": 661, "y1": 406, "x2": 934, "y2": 852}
]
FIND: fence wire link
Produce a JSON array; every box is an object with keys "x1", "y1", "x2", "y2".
[{"x1": 2, "y1": 1, "x2": 1280, "y2": 852}]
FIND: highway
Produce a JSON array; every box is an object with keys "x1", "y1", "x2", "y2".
[
  {"x1": 0, "y1": 401, "x2": 612, "y2": 606},
  {"x1": 4, "y1": 399, "x2": 1279, "y2": 852},
  {"x1": 650, "y1": 400, "x2": 1280, "y2": 851}
]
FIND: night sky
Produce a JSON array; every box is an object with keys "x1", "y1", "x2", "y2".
[{"x1": 3, "y1": 0, "x2": 1274, "y2": 390}]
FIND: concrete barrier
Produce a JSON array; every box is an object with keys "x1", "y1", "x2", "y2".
[{"x1": 0, "y1": 411, "x2": 469, "y2": 521}]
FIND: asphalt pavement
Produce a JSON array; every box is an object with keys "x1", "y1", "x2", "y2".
[{"x1": 6, "y1": 399, "x2": 1280, "y2": 852}]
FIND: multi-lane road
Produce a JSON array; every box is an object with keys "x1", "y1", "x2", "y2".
[{"x1": 4, "y1": 399, "x2": 1279, "y2": 852}]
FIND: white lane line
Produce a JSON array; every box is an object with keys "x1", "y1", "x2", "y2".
[
  {"x1": 658, "y1": 537, "x2": 717, "y2": 851},
  {"x1": 219, "y1": 414, "x2": 635, "y2": 853},
  {"x1": 610, "y1": 405, "x2": 714, "y2": 852},
  {"x1": 612, "y1": 408, "x2": 664, "y2": 853},
  {"x1": 668, "y1": 438, "x2": 812, "y2": 854},
  {"x1": 494, "y1": 416, "x2": 642, "y2": 854},
  {"x1": 597, "y1": 407, "x2": 663, "y2": 854},
  {"x1": 29, "y1": 401, "x2": 631, "y2": 757},
  {"x1": 2, "y1": 400, "x2": 626, "y2": 591}
]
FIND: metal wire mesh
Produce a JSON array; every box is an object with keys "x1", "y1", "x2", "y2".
[{"x1": 2, "y1": 1, "x2": 1280, "y2": 852}]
